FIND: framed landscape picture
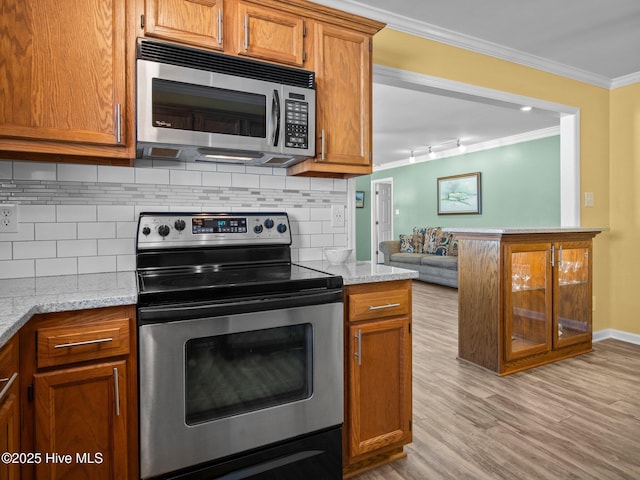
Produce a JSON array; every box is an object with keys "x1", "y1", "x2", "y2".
[
  {"x1": 355, "y1": 191, "x2": 365, "y2": 208},
  {"x1": 437, "y1": 172, "x2": 481, "y2": 215}
]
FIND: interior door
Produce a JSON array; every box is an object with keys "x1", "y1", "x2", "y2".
[{"x1": 373, "y1": 181, "x2": 393, "y2": 263}]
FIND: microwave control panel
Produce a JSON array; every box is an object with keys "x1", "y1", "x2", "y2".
[{"x1": 284, "y1": 99, "x2": 309, "y2": 150}]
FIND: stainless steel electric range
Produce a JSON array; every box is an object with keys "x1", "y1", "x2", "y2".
[{"x1": 136, "y1": 212, "x2": 343, "y2": 480}]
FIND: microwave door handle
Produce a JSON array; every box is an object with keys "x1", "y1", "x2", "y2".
[{"x1": 271, "y1": 89, "x2": 281, "y2": 147}]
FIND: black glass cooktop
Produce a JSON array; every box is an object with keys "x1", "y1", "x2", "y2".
[{"x1": 137, "y1": 263, "x2": 342, "y2": 307}]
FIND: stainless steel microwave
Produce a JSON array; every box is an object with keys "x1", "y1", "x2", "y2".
[{"x1": 136, "y1": 40, "x2": 315, "y2": 167}]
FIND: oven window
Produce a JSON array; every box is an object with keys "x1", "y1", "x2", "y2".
[
  {"x1": 151, "y1": 78, "x2": 267, "y2": 138},
  {"x1": 185, "y1": 324, "x2": 313, "y2": 425}
]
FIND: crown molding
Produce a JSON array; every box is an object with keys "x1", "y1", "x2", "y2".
[
  {"x1": 374, "y1": 126, "x2": 560, "y2": 172},
  {"x1": 315, "y1": 0, "x2": 640, "y2": 90},
  {"x1": 611, "y1": 72, "x2": 640, "y2": 89}
]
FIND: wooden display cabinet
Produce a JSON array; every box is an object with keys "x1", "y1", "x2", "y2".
[
  {"x1": 343, "y1": 280, "x2": 412, "y2": 477},
  {"x1": 19, "y1": 305, "x2": 138, "y2": 480},
  {"x1": 456, "y1": 229, "x2": 601, "y2": 375}
]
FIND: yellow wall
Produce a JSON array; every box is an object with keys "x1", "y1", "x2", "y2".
[
  {"x1": 610, "y1": 83, "x2": 640, "y2": 334},
  {"x1": 373, "y1": 28, "x2": 619, "y2": 333}
]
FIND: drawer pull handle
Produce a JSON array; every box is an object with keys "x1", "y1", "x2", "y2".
[
  {"x1": 54, "y1": 337, "x2": 114, "y2": 349},
  {"x1": 0, "y1": 372, "x2": 18, "y2": 402},
  {"x1": 368, "y1": 303, "x2": 401, "y2": 311},
  {"x1": 113, "y1": 368, "x2": 121, "y2": 416},
  {"x1": 355, "y1": 329, "x2": 362, "y2": 366}
]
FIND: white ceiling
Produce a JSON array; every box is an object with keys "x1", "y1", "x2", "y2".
[{"x1": 311, "y1": 0, "x2": 640, "y2": 168}]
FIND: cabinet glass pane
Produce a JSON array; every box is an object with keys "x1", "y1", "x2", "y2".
[
  {"x1": 557, "y1": 247, "x2": 590, "y2": 343},
  {"x1": 509, "y1": 250, "x2": 549, "y2": 357}
]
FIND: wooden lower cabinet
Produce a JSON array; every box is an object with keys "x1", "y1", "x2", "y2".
[
  {"x1": 19, "y1": 305, "x2": 137, "y2": 480},
  {"x1": 0, "y1": 336, "x2": 20, "y2": 480},
  {"x1": 343, "y1": 280, "x2": 412, "y2": 477},
  {"x1": 456, "y1": 229, "x2": 601, "y2": 375}
]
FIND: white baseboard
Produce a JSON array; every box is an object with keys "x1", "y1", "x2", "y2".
[{"x1": 593, "y1": 328, "x2": 640, "y2": 345}]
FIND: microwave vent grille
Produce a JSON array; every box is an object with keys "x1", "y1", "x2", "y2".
[{"x1": 138, "y1": 39, "x2": 315, "y2": 89}]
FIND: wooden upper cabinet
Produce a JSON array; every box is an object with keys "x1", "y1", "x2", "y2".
[
  {"x1": 144, "y1": 0, "x2": 224, "y2": 51},
  {"x1": 288, "y1": 22, "x2": 377, "y2": 178},
  {"x1": 0, "y1": 0, "x2": 133, "y2": 161},
  {"x1": 235, "y1": 2, "x2": 305, "y2": 66}
]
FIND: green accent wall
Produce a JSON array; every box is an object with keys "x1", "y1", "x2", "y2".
[{"x1": 355, "y1": 136, "x2": 561, "y2": 260}]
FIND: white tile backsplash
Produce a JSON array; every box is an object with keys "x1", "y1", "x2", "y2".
[
  {"x1": 57, "y1": 239, "x2": 97, "y2": 258},
  {"x1": 0, "y1": 259, "x2": 35, "y2": 279},
  {"x1": 0, "y1": 242, "x2": 11, "y2": 260},
  {"x1": 57, "y1": 205, "x2": 97, "y2": 222},
  {"x1": 0, "y1": 159, "x2": 350, "y2": 278},
  {"x1": 13, "y1": 241, "x2": 56, "y2": 259},
  {"x1": 19, "y1": 205, "x2": 56, "y2": 223},
  {"x1": 0, "y1": 162, "x2": 12, "y2": 179},
  {"x1": 36, "y1": 257, "x2": 77, "y2": 277},
  {"x1": 35, "y1": 223, "x2": 77, "y2": 240},
  {"x1": 13, "y1": 161, "x2": 55, "y2": 180},
  {"x1": 57, "y1": 163, "x2": 98, "y2": 182},
  {"x1": 98, "y1": 165, "x2": 135, "y2": 183}
]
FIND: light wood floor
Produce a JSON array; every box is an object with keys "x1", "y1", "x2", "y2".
[{"x1": 353, "y1": 280, "x2": 640, "y2": 480}]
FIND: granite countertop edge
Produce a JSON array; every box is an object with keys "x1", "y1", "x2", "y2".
[{"x1": 297, "y1": 260, "x2": 419, "y2": 285}]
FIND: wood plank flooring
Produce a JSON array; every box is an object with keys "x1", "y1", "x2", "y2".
[{"x1": 352, "y1": 280, "x2": 640, "y2": 480}]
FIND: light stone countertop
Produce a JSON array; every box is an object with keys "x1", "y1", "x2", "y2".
[
  {"x1": 0, "y1": 272, "x2": 137, "y2": 348},
  {"x1": 298, "y1": 260, "x2": 419, "y2": 285},
  {"x1": 0, "y1": 262, "x2": 417, "y2": 348},
  {"x1": 444, "y1": 227, "x2": 606, "y2": 235}
]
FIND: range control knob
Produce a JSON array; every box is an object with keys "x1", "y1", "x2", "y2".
[
  {"x1": 277, "y1": 223, "x2": 287, "y2": 234},
  {"x1": 254, "y1": 224, "x2": 264, "y2": 234},
  {"x1": 174, "y1": 219, "x2": 186, "y2": 231},
  {"x1": 158, "y1": 224, "x2": 171, "y2": 237},
  {"x1": 142, "y1": 226, "x2": 151, "y2": 236},
  {"x1": 264, "y1": 218, "x2": 275, "y2": 229}
]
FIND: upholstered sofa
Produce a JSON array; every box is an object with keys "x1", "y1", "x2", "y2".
[{"x1": 379, "y1": 227, "x2": 458, "y2": 288}]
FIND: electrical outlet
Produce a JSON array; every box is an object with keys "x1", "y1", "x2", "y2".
[
  {"x1": 0, "y1": 204, "x2": 18, "y2": 233},
  {"x1": 331, "y1": 204, "x2": 345, "y2": 228}
]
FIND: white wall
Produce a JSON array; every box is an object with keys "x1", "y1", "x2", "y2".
[{"x1": 0, "y1": 160, "x2": 349, "y2": 279}]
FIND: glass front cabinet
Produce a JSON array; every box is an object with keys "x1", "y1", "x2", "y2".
[
  {"x1": 504, "y1": 240, "x2": 592, "y2": 368},
  {"x1": 457, "y1": 229, "x2": 601, "y2": 375}
]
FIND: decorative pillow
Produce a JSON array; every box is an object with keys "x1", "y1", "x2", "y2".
[
  {"x1": 449, "y1": 235, "x2": 459, "y2": 257},
  {"x1": 411, "y1": 228, "x2": 426, "y2": 253},
  {"x1": 423, "y1": 227, "x2": 442, "y2": 254},
  {"x1": 434, "y1": 233, "x2": 452, "y2": 256},
  {"x1": 399, "y1": 234, "x2": 414, "y2": 253}
]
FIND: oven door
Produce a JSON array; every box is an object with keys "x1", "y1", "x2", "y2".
[{"x1": 138, "y1": 299, "x2": 343, "y2": 479}]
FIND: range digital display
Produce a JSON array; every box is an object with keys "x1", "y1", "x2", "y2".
[{"x1": 192, "y1": 217, "x2": 247, "y2": 234}]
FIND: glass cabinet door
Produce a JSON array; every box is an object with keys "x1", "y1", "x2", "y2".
[
  {"x1": 505, "y1": 243, "x2": 553, "y2": 362},
  {"x1": 554, "y1": 242, "x2": 592, "y2": 347}
]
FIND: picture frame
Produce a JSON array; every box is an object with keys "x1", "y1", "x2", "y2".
[
  {"x1": 437, "y1": 172, "x2": 481, "y2": 215},
  {"x1": 355, "y1": 191, "x2": 365, "y2": 208}
]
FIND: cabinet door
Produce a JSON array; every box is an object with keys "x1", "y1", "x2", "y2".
[
  {"x1": 504, "y1": 243, "x2": 553, "y2": 362},
  {"x1": 145, "y1": 0, "x2": 224, "y2": 51},
  {"x1": 347, "y1": 317, "x2": 411, "y2": 457},
  {"x1": 313, "y1": 23, "x2": 371, "y2": 169},
  {"x1": 0, "y1": 337, "x2": 19, "y2": 480},
  {"x1": 34, "y1": 361, "x2": 128, "y2": 480},
  {"x1": 554, "y1": 241, "x2": 592, "y2": 348},
  {"x1": 235, "y1": 2, "x2": 305, "y2": 66},
  {"x1": 0, "y1": 0, "x2": 126, "y2": 147}
]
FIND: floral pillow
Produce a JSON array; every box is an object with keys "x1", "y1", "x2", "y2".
[
  {"x1": 422, "y1": 227, "x2": 442, "y2": 254},
  {"x1": 399, "y1": 233, "x2": 424, "y2": 253},
  {"x1": 434, "y1": 233, "x2": 459, "y2": 256}
]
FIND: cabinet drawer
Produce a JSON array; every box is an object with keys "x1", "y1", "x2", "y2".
[
  {"x1": 37, "y1": 318, "x2": 130, "y2": 368},
  {"x1": 348, "y1": 289, "x2": 410, "y2": 322}
]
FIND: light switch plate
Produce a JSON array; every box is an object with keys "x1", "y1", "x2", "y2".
[{"x1": 584, "y1": 192, "x2": 594, "y2": 207}]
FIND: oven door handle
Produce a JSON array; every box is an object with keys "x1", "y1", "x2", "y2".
[{"x1": 138, "y1": 289, "x2": 343, "y2": 324}]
